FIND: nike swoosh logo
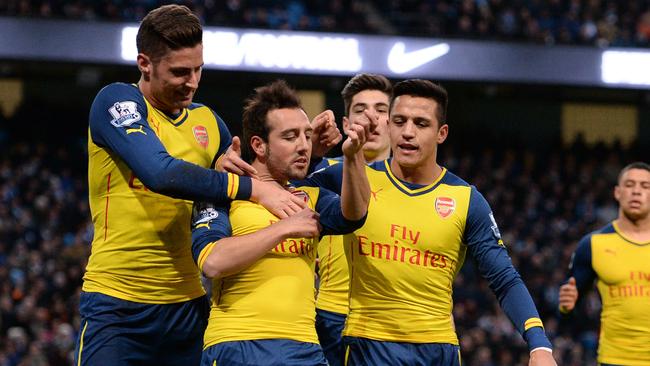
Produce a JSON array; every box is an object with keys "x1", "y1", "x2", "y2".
[{"x1": 387, "y1": 42, "x2": 450, "y2": 74}]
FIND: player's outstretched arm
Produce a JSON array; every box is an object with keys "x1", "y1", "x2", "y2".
[
  {"x1": 198, "y1": 208, "x2": 321, "y2": 278},
  {"x1": 339, "y1": 110, "x2": 374, "y2": 220},
  {"x1": 464, "y1": 188, "x2": 553, "y2": 353},
  {"x1": 89, "y1": 83, "x2": 253, "y2": 204}
]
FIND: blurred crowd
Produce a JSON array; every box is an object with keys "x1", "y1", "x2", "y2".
[
  {"x1": 0, "y1": 119, "x2": 643, "y2": 365},
  {"x1": 2, "y1": 0, "x2": 650, "y2": 47},
  {"x1": 0, "y1": 138, "x2": 90, "y2": 366}
]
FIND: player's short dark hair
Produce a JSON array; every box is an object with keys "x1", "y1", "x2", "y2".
[
  {"x1": 136, "y1": 5, "x2": 202, "y2": 62},
  {"x1": 242, "y1": 80, "x2": 302, "y2": 161},
  {"x1": 391, "y1": 79, "x2": 448, "y2": 125},
  {"x1": 341, "y1": 74, "x2": 392, "y2": 116},
  {"x1": 617, "y1": 161, "x2": 650, "y2": 183}
]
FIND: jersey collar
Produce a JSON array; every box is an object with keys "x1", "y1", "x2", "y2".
[{"x1": 383, "y1": 159, "x2": 447, "y2": 196}]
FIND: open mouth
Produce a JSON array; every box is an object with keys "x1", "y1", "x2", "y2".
[{"x1": 398, "y1": 143, "x2": 418, "y2": 153}]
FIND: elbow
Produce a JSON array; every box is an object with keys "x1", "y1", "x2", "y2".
[
  {"x1": 343, "y1": 211, "x2": 368, "y2": 232},
  {"x1": 342, "y1": 200, "x2": 369, "y2": 222},
  {"x1": 140, "y1": 172, "x2": 176, "y2": 195},
  {"x1": 201, "y1": 256, "x2": 225, "y2": 279}
]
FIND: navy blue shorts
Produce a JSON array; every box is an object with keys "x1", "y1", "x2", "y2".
[
  {"x1": 343, "y1": 336, "x2": 461, "y2": 366},
  {"x1": 74, "y1": 291, "x2": 209, "y2": 366},
  {"x1": 316, "y1": 308, "x2": 347, "y2": 366},
  {"x1": 201, "y1": 339, "x2": 328, "y2": 366}
]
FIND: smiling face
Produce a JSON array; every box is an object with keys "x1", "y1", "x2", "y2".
[
  {"x1": 615, "y1": 168, "x2": 650, "y2": 222},
  {"x1": 140, "y1": 44, "x2": 203, "y2": 115},
  {"x1": 389, "y1": 95, "x2": 448, "y2": 172},
  {"x1": 261, "y1": 108, "x2": 313, "y2": 182}
]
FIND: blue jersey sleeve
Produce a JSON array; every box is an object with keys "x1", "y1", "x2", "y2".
[
  {"x1": 190, "y1": 202, "x2": 232, "y2": 266},
  {"x1": 294, "y1": 161, "x2": 344, "y2": 193},
  {"x1": 207, "y1": 111, "x2": 233, "y2": 168},
  {"x1": 567, "y1": 235, "x2": 596, "y2": 300},
  {"x1": 89, "y1": 83, "x2": 251, "y2": 203},
  {"x1": 464, "y1": 187, "x2": 552, "y2": 351},
  {"x1": 313, "y1": 187, "x2": 366, "y2": 235}
]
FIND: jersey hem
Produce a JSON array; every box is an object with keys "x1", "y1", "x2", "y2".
[{"x1": 81, "y1": 285, "x2": 206, "y2": 304}]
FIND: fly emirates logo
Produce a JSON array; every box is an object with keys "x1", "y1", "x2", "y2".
[
  {"x1": 608, "y1": 271, "x2": 650, "y2": 298},
  {"x1": 268, "y1": 219, "x2": 316, "y2": 259},
  {"x1": 355, "y1": 224, "x2": 453, "y2": 269}
]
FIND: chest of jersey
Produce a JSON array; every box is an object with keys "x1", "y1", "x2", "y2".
[
  {"x1": 145, "y1": 104, "x2": 220, "y2": 169},
  {"x1": 229, "y1": 187, "x2": 320, "y2": 260},
  {"x1": 352, "y1": 170, "x2": 470, "y2": 271},
  {"x1": 592, "y1": 234, "x2": 650, "y2": 294}
]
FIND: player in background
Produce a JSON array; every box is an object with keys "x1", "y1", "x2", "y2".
[
  {"x1": 190, "y1": 79, "x2": 372, "y2": 366},
  {"x1": 75, "y1": 5, "x2": 311, "y2": 366},
  {"x1": 559, "y1": 162, "x2": 650, "y2": 366},
  {"x1": 309, "y1": 73, "x2": 392, "y2": 366},
  {"x1": 303, "y1": 79, "x2": 557, "y2": 365}
]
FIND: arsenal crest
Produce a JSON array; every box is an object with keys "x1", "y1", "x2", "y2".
[
  {"x1": 193, "y1": 125, "x2": 209, "y2": 148},
  {"x1": 435, "y1": 197, "x2": 455, "y2": 218}
]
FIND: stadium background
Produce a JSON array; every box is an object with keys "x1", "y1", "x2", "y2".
[{"x1": 0, "y1": 1, "x2": 649, "y2": 365}]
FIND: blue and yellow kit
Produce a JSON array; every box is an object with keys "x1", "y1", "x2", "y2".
[
  {"x1": 302, "y1": 160, "x2": 551, "y2": 351},
  {"x1": 191, "y1": 185, "x2": 366, "y2": 349},
  {"x1": 84, "y1": 82, "x2": 251, "y2": 304},
  {"x1": 311, "y1": 157, "x2": 350, "y2": 315},
  {"x1": 568, "y1": 222, "x2": 650, "y2": 365}
]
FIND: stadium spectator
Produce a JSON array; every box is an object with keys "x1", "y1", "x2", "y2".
[{"x1": 2, "y1": 0, "x2": 650, "y2": 47}]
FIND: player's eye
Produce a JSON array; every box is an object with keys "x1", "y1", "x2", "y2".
[{"x1": 171, "y1": 68, "x2": 190, "y2": 77}]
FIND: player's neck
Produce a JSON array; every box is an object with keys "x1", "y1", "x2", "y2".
[
  {"x1": 364, "y1": 148, "x2": 390, "y2": 163},
  {"x1": 389, "y1": 159, "x2": 443, "y2": 186},
  {"x1": 137, "y1": 78, "x2": 180, "y2": 115},
  {"x1": 251, "y1": 160, "x2": 288, "y2": 187},
  {"x1": 615, "y1": 214, "x2": 650, "y2": 243}
]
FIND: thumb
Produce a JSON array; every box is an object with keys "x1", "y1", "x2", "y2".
[
  {"x1": 231, "y1": 136, "x2": 241, "y2": 154},
  {"x1": 568, "y1": 277, "x2": 576, "y2": 286}
]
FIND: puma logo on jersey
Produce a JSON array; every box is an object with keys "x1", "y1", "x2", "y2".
[
  {"x1": 126, "y1": 126, "x2": 146, "y2": 135},
  {"x1": 604, "y1": 248, "x2": 617, "y2": 256},
  {"x1": 370, "y1": 188, "x2": 383, "y2": 201}
]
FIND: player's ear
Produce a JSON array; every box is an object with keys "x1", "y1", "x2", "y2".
[
  {"x1": 137, "y1": 54, "x2": 152, "y2": 81},
  {"x1": 437, "y1": 123, "x2": 448, "y2": 144},
  {"x1": 250, "y1": 136, "x2": 267, "y2": 160},
  {"x1": 614, "y1": 184, "x2": 621, "y2": 202},
  {"x1": 342, "y1": 116, "x2": 350, "y2": 131}
]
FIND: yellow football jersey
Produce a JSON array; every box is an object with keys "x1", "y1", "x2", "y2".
[
  {"x1": 313, "y1": 158, "x2": 350, "y2": 315},
  {"x1": 202, "y1": 186, "x2": 321, "y2": 347},
  {"x1": 572, "y1": 222, "x2": 650, "y2": 365},
  {"x1": 303, "y1": 159, "x2": 549, "y2": 350},
  {"x1": 343, "y1": 163, "x2": 466, "y2": 344},
  {"x1": 83, "y1": 82, "x2": 242, "y2": 303}
]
